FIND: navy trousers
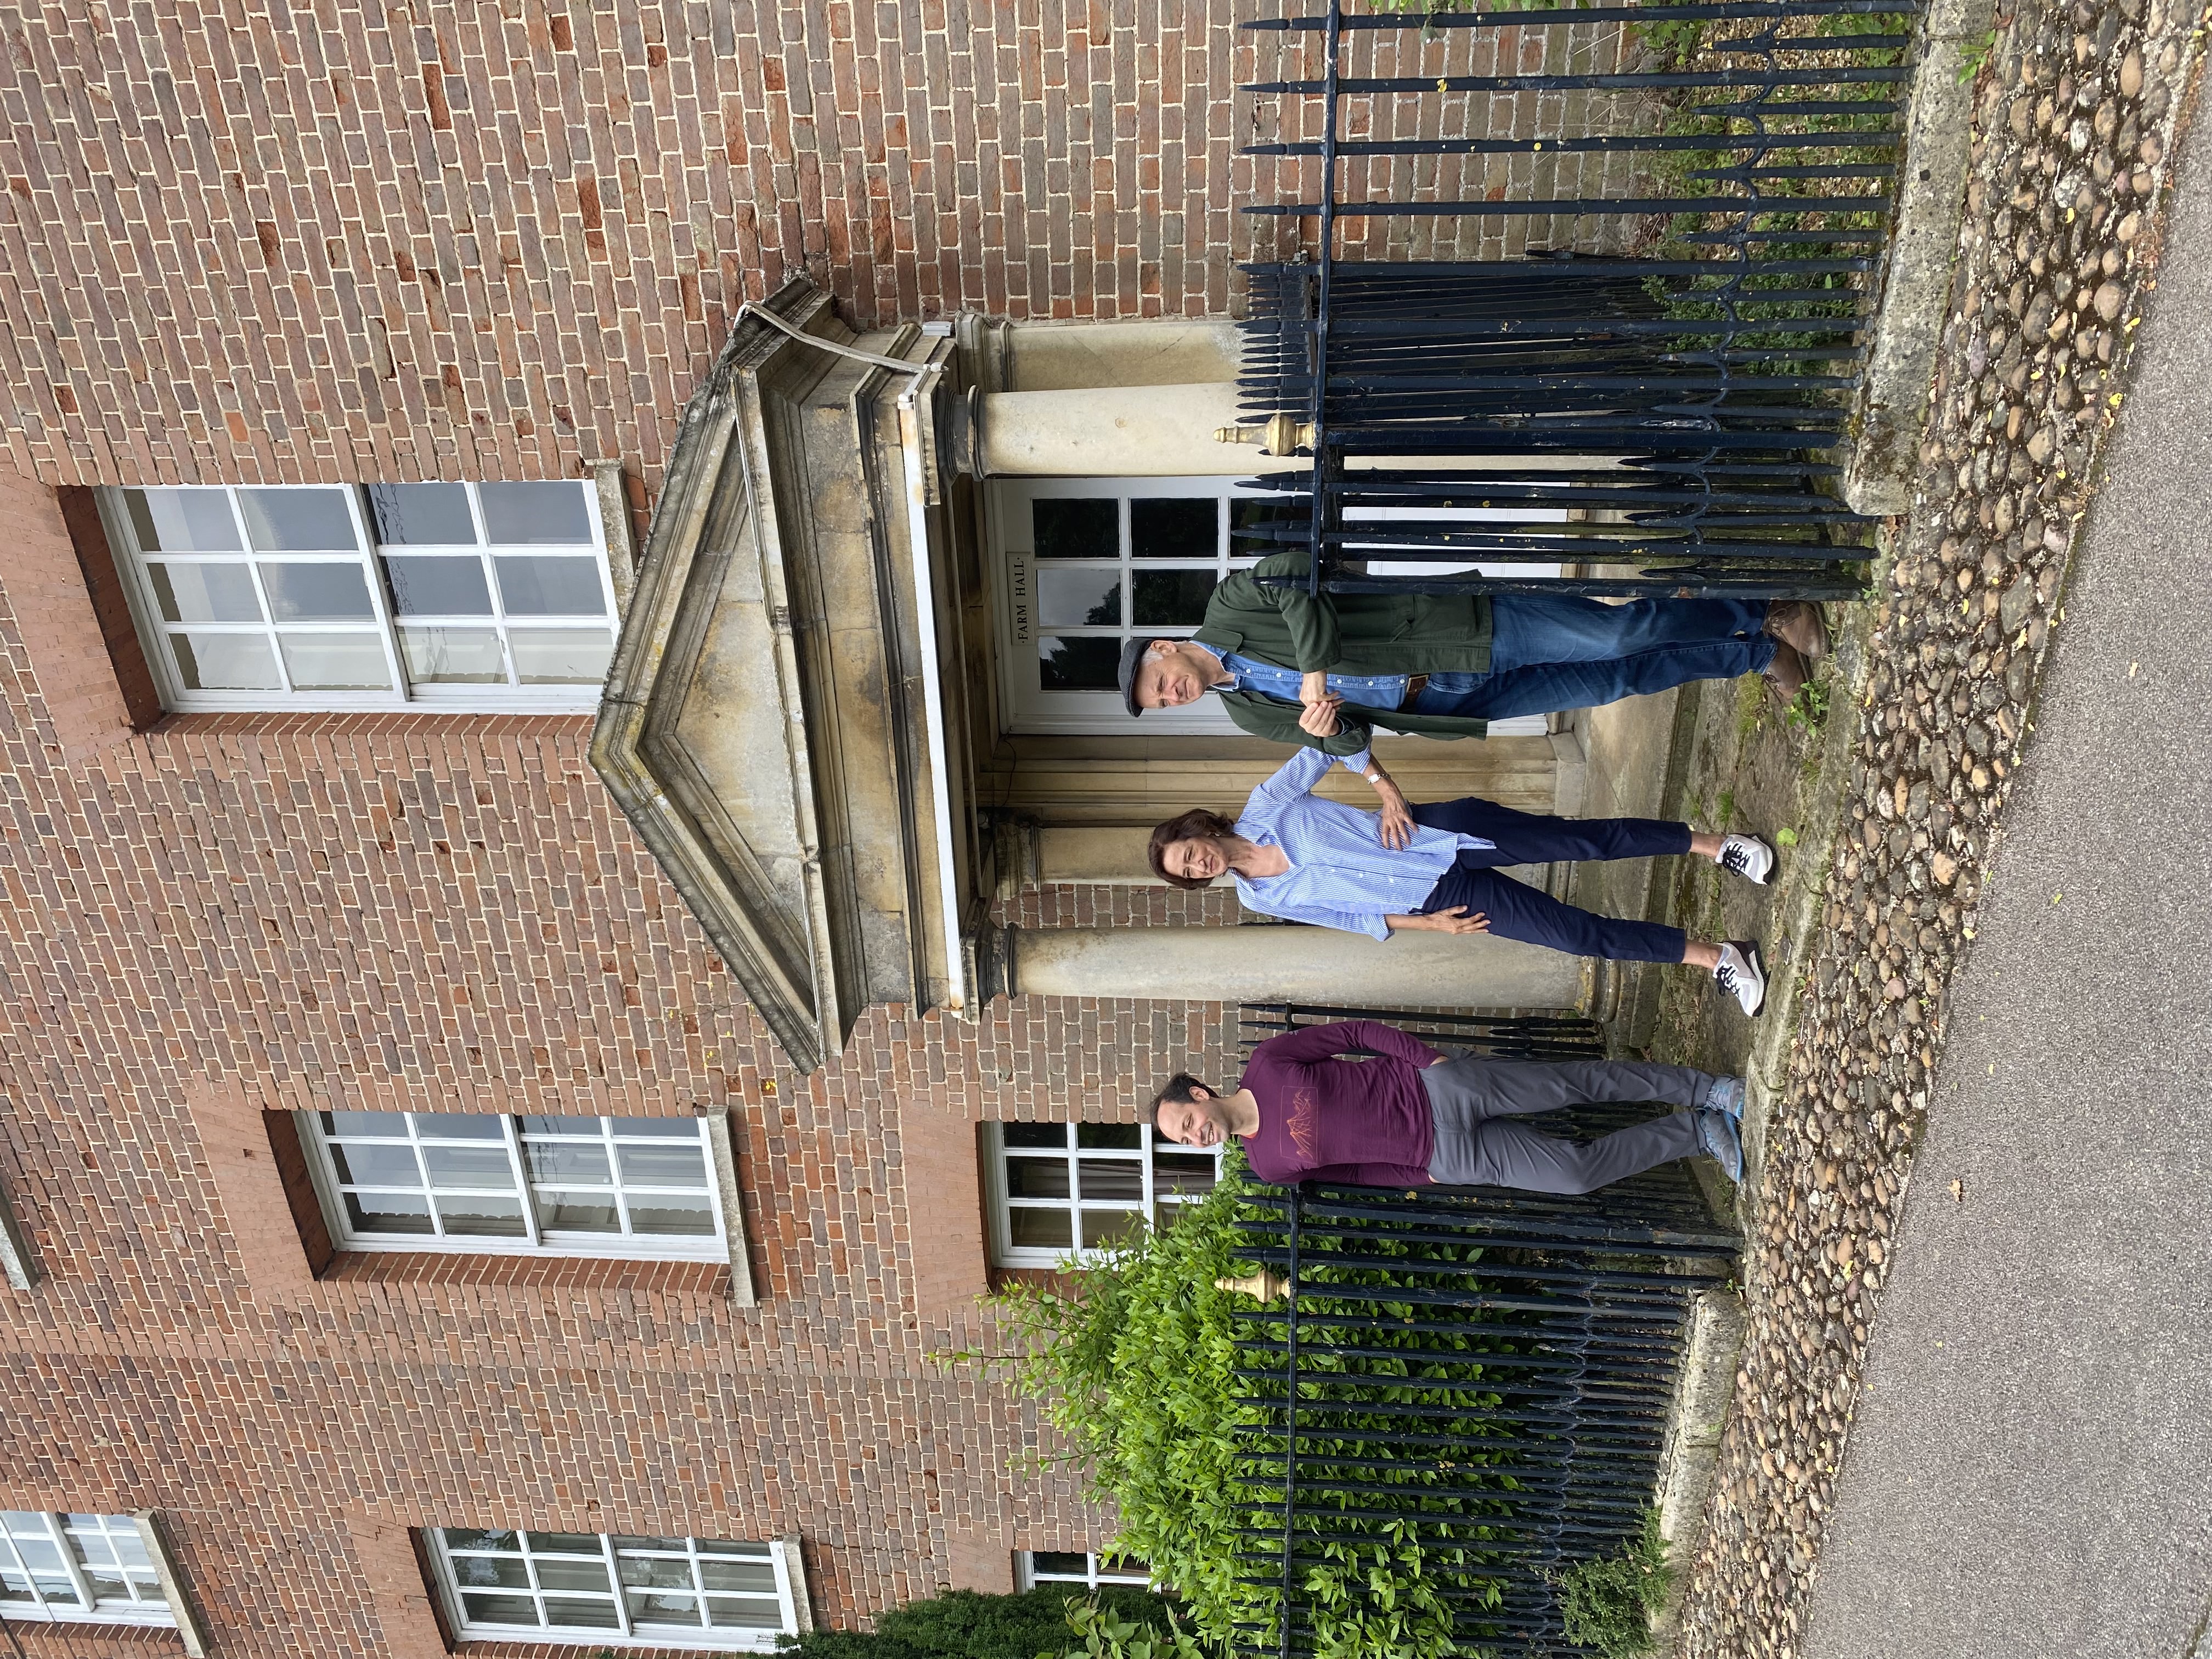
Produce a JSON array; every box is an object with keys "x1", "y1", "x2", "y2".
[{"x1": 1407, "y1": 796, "x2": 1690, "y2": 964}]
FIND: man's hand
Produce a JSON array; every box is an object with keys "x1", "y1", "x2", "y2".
[
  {"x1": 1423, "y1": 905, "x2": 1491, "y2": 936},
  {"x1": 1297, "y1": 693, "x2": 1344, "y2": 737}
]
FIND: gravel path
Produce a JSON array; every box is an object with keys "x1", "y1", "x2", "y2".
[
  {"x1": 1793, "y1": 79, "x2": 2212, "y2": 1652},
  {"x1": 1672, "y1": 0, "x2": 2205, "y2": 1652}
]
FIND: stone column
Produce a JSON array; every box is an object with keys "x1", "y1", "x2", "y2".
[
  {"x1": 978, "y1": 383, "x2": 1304, "y2": 477},
  {"x1": 1002, "y1": 923, "x2": 1589, "y2": 1011},
  {"x1": 1038, "y1": 826, "x2": 1158, "y2": 884}
]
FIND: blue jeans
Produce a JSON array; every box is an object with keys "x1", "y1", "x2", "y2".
[
  {"x1": 1412, "y1": 594, "x2": 1777, "y2": 722},
  {"x1": 1409, "y1": 796, "x2": 1691, "y2": 964}
]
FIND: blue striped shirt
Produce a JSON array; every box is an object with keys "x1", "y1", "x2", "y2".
[
  {"x1": 1193, "y1": 640, "x2": 1406, "y2": 774},
  {"x1": 1231, "y1": 748, "x2": 1494, "y2": 941}
]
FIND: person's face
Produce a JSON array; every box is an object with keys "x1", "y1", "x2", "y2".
[
  {"x1": 1156, "y1": 1087, "x2": 1233, "y2": 1149},
  {"x1": 1160, "y1": 837, "x2": 1228, "y2": 883},
  {"x1": 1134, "y1": 641, "x2": 1215, "y2": 709}
]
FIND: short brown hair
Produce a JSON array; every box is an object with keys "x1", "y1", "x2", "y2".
[
  {"x1": 1147, "y1": 809, "x2": 1236, "y2": 889},
  {"x1": 1145, "y1": 1073, "x2": 1211, "y2": 1125}
]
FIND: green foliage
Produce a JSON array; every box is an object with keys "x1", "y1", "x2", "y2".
[
  {"x1": 774, "y1": 1585, "x2": 1176, "y2": 1659},
  {"x1": 991, "y1": 1167, "x2": 1268, "y2": 1651},
  {"x1": 1549, "y1": 1511, "x2": 1674, "y2": 1658},
  {"x1": 1957, "y1": 26, "x2": 1999, "y2": 86},
  {"x1": 1785, "y1": 677, "x2": 1831, "y2": 736},
  {"x1": 991, "y1": 1159, "x2": 1528, "y2": 1659},
  {"x1": 1048, "y1": 1595, "x2": 1211, "y2": 1659}
]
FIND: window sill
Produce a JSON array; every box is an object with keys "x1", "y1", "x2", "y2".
[{"x1": 321, "y1": 1252, "x2": 732, "y2": 1295}]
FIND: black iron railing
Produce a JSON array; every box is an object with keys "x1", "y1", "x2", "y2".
[
  {"x1": 1235, "y1": 0, "x2": 1921, "y2": 600},
  {"x1": 1229, "y1": 1004, "x2": 1737, "y2": 1655}
]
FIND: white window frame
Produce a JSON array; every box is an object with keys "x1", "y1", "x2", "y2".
[
  {"x1": 0, "y1": 1511, "x2": 177, "y2": 1630},
  {"x1": 983, "y1": 1122, "x2": 1224, "y2": 1268},
  {"x1": 986, "y1": 475, "x2": 1567, "y2": 738},
  {"x1": 298, "y1": 1111, "x2": 730, "y2": 1263},
  {"x1": 95, "y1": 481, "x2": 620, "y2": 713},
  {"x1": 1016, "y1": 1549, "x2": 1153, "y2": 1592},
  {"x1": 426, "y1": 1527, "x2": 806, "y2": 1652}
]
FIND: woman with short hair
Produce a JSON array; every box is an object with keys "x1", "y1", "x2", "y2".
[{"x1": 1148, "y1": 744, "x2": 1774, "y2": 1014}]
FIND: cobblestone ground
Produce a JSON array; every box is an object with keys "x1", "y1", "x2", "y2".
[{"x1": 1672, "y1": 2, "x2": 2206, "y2": 1654}]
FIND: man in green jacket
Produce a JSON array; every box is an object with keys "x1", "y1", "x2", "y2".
[{"x1": 1120, "y1": 552, "x2": 1827, "y2": 760}]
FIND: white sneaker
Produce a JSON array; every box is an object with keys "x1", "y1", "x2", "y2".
[
  {"x1": 1717, "y1": 833, "x2": 1775, "y2": 885},
  {"x1": 1713, "y1": 940, "x2": 1768, "y2": 1017}
]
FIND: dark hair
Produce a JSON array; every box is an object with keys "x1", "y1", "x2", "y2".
[
  {"x1": 1144, "y1": 1073, "x2": 1212, "y2": 1126},
  {"x1": 1147, "y1": 808, "x2": 1237, "y2": 889}
]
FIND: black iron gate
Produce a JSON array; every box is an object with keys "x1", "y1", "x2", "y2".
[
  {"x1": 1228, "y1": 1005, "x2": 1738, "y2": 1656},
  {"x1": 1234, "y1": 0, "x2": 1921, "y2": 600}
]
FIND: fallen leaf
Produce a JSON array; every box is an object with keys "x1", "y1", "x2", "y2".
[
  {"x1": 2052, "y1": 890, "x2": 2063, "y2": 904},
  {"x1": 1949, "y1": 1178, "x2": 1966, "y2": 1203},
  {"x1": 1775, "y1": 826, "x2": 1799, "y2": 848}
]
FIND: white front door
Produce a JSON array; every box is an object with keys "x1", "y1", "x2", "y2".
[
  {"x1": 987, "y1": 475, "x2": 1564, "y2": 737},
  {"x1": 990, "y1": 475, "x2": 1266, "y2": 735}
]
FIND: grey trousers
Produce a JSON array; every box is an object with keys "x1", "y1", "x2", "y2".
[{"x1": 1420, "y1": 1056, "x2": 1714, "y2": 1195}]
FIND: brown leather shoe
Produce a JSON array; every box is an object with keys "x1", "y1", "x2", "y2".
[
  {"x1": 1763, "y1": 640, "x2": 1808, "y2": 706},
  {"x1": 1763, "y1": 600, "x2": 1830, "y2": 661}
]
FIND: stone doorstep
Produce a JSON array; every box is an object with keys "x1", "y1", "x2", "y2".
[{"x1": 1648, "y1": 1286, "x2": 1750, "y2": 1651}]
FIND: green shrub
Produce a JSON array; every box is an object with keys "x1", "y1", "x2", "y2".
[
  {"x1": 772, "y1": 1585, "x2": 1177, "y2": 1659},
  {"x1": 990, "y1": 1160, "x2": 1506, "y2": 1659},
  {"x1": 1551, "y1": 1510, "x2": 1675, "y2": 1658}
]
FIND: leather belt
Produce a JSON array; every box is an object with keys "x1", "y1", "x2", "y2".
[{"x1": 1400, "y1": 674, "x2": 1430, "y2": 709}]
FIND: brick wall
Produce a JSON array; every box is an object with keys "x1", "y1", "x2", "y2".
[
  {"x1": 0, "y1": 466, "x2": 1231, "y2": 1652},
  {"x1": 0, "y1": 0, "x2": 1306, "y2": 499},
  {"x1": 0, "y1": 1, "x2": 1646, "y2": 503}
]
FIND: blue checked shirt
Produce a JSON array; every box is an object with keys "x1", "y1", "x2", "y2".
[
  {"x1": 1193, "y1": 640, "x2": 1408, "y2": 774},
  {"x1": 1231, "y1": 747, "x2": 1494, "y2": 941}
]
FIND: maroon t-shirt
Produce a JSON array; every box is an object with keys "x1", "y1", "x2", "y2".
[{"x1": 1236, "y1": 1020, "x2": 1444, "y2": 1188}]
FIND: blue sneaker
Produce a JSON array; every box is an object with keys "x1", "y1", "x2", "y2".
[
  {"x1": 1703, "y1": 1076, "x2": 1747, "y2": 1122},
  {"x1": 1695, "y1": 1108, "x2": 1745, "y2": 1182}
]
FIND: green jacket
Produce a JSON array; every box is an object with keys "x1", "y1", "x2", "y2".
[{"x1": 1192, "y1": 552, "x2": 1496, "y2": 755}]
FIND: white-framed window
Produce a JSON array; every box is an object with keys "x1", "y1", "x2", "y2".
[
  {"x1": 300, "y1": 1112, "x2": 727, "y2": 1261},
  {"x1": 427, "y1": 1528, "x2": 804, "y2": 1651},
  {"x1": 1017, "y1": 1549, "x2": 1153, "y2": 1592},
  {"x1": 98, "y1": 481, "x2": 618, "y2": 712},
  {"x1": 0, "y1": 1512, "x2": 176, "y2": 1629},
  {"x1": 984, "y1": 1122, "x2": 1222, "y2": 1267},
  {"x1": 989, "y1": 476, "x2": 1270, "y2": 734}
]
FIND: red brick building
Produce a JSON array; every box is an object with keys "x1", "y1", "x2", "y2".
[{"x1": 0, "y1": 1, "x2": 1647, "y2": 1654}]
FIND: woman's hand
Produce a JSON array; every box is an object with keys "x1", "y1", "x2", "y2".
[
  {"x1": 1423, "y1": 905, "x2": 1491, "y2": 935},
  {"x1": 1376, "y1": 790, "x2": 1415, "y2": 850}
]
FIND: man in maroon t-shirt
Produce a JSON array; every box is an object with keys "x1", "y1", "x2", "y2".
[{"x1": 1147, "y1": 1018, "x2": 1745, "y2": 1194}]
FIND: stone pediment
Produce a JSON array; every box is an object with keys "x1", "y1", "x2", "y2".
[{"x1": 591, "y1": 279, "x2": 966, "y2": 1072}]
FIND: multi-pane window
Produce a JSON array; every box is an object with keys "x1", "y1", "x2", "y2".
[
  {"x1": 302, "y1": 1113, "x2": 725, "y2": 1261},
  {"x1": 428, "y1": 1528, "x2": 802, "y2": 1651},
  {"x1": 1018, "y1": 1550, "x2": 1153, "y2": 1592},
  {"x1": 0, "y1": 1513, "x2": 174, "y2": 1628},
  {"x1": 101, "y1": 481, "x2": 617, "y2": 711},
  {"x1": 992, "y1": 476, "x2": 1271, "y2": 732},
  {"x1": 987, "y1": 1123, "x2": 1222, "y2": 1267}
]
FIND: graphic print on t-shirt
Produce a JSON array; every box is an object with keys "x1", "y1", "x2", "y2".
[{"x1": 1286, "y1": 1088, "x2": 1318, "y2": 1161}]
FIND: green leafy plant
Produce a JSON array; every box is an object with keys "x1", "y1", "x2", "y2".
[
  {"x1": 1045, "y1": 1595, "x2": 1210, "y2": 1659},
  {"x1": 1549, "y1": 1510, "x2": 1674, "y2": 1657},
  {"x1": 1786, "y1": 678, "x2": 1832, "y2": 736},
  {"x1": 775, "y1": 1585, "x2": 1176, "y2": 1659},
  {"x1": 1957, "y1": 25, "x2": 1998, "y2": 85},
  {"x1": 989, "y1": 1161, "x2": 1503, "y2": 1659}
]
